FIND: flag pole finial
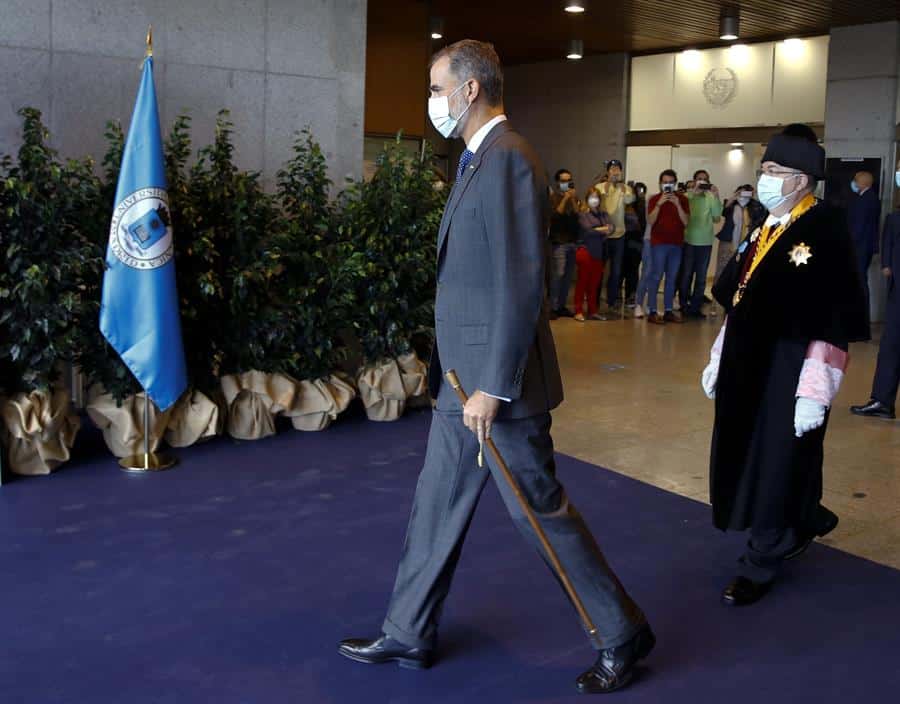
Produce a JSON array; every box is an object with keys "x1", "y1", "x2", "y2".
[{"x1": 145, "y1": 25, "x2": 153, "y2": 58}]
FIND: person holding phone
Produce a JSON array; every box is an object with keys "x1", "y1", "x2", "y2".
[
  {"x1": 593, "y1": 160, "x2": 635, "y2": 318},
  {"x1": 645, "y1": 170, "x2": 690, "y2": 324},
  {"x1": 573, "y1": 190, "x2": 613, "y2": 321},
  {"x1": 680, "y1": 170, "x2": 723, "y2": 318},
  {"x1": 548, "y1": 169, "x2": 581, "y2": 318},
  {"x1": 716, "y1": 185, "x2": 767, "y2": 284}
]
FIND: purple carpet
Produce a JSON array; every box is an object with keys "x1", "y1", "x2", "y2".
[{"x1": 1, "y1": 409, "x2": 898, "y2": 703}]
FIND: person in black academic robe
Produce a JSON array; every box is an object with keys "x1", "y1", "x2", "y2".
[{"x1": 701, "y1": 124, "x2": 869, "y2": 607}]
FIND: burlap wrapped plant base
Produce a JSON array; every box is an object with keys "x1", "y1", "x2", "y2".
[
  {"x1": 220, "y1": 371, "x2": 357, "y2": 438},
  {"x1": 164, "y1": 390, "x2": 225, "y2": 448},
  {"x1": 0, "y1": 389, "x2": 80, "y2": 476},
  {"x1": 356, "y1": 352, "x2": 428, "y2": 422},
  {"x1": 285, "y1": 375, "x2": 357, "y2": 432},
  {"x1": 85, "y1": 389, "x2": 172, "y2": 459}
]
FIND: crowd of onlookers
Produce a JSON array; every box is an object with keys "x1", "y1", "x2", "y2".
[
  {"x1": 548, "y1": 159, "x2": 774, "y2": 324},
  {"x1": 546, "y1": 156, "x2": 900, "y2": 422}
]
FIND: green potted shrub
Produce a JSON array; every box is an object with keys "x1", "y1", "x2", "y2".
[
  {"x1": 271, "y1": 129, "x2": 366, "y2": 430},
  {"x1": 187, "y1": 111, "x2": 299, "y2": 440},
  {"x1": 338, "y1": 136, "x2": 444, "y2": 421},
  {"x1": 0, "y1": 108, "x2": 102, "y2": 475},
  {"x1": 158, "y1": 113, "x2": 224, "y2": 448}
]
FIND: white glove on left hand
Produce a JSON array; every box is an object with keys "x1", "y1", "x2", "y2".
[
  {"x1": 794, "y1": 396, "x2": 826, "y2": 437},
  {"x1": 701, "y1": 362, "x2": 718, "y2": 399}
]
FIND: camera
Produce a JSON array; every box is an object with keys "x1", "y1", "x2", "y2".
[
  {"x1": 662, "y1": 183, "x2": 676, "y2": 193},
  {"x1": 699, "y1": 182, "x2": 712, "y2": 191}
]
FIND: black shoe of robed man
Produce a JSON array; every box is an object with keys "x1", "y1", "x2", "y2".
[
  {"x1": 721, "y1": 577, "x2": 772, "y2": 607},
  {"x1": 338, "y1": 635, "x2": 432, "y2": 670},
  {"x1": 575, "y1": 624, "x2": 656, "y2": 694},
  {"x1": 785, "y1": 505, "x2": 840, "y2": 561}
]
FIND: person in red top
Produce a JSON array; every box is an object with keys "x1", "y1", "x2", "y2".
[{"x1": 645, "y1": 169, "x2": 689, "y2": 324}]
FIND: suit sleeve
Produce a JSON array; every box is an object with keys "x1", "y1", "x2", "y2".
[
  {"x1": 882, "y1": 215, "x2": 896, "y2": 268},
  {"x1": 870, "y1": 196, "x2": 882, "y2": 254},
  {"x1": 477, "y1": 147, "x2": 546, "y2": 400}
]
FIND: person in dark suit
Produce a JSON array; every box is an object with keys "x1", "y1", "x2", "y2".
[
  {"x1": 851, "y1": 163, "x2": 900, "y2": 420},
  {"x1": 848, "y1": 170, "x2": 881, "y2": 322},
  {"x1": 338, "y1": 39, "x2": 653, "y2": 695}
]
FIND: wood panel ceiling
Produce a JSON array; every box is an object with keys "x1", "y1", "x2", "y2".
[{"x1": 425, "y1": 0, "x2": 900, "y2": 63}]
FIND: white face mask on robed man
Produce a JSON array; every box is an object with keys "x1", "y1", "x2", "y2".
[{"x1": 757, "y1": 173, "x2": 801, "y2": 212}]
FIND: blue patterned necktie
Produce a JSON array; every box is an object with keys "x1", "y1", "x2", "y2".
[{"x1": 456, "y1": 149, "x2": 474, "y2": 181}]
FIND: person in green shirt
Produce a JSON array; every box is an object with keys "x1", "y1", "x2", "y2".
[{"x1": 680, "y1": 169, "x2": 723, "y2": 318}]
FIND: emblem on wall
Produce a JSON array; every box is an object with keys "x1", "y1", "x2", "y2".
[{"x1": 703, "y1": 67, "x2": 738, "y2": 109}]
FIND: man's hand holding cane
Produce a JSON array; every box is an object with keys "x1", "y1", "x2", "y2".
[{"x1": 463, "y1": 390, "x2": 500, "y2": 467}]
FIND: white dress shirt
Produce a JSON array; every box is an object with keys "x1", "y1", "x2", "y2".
[{"x1": 465, "y1": 114, "x2": 507, "y2": 153}]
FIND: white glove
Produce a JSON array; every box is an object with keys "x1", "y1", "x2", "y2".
[
  {"x1": 701, "y1": 361, "x2": 718, "y2": 399},
  {"x1": 794, "y1": 396, "x2": 826, "y2": 437}
]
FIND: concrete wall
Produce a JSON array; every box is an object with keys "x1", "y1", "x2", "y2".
[
  {"x1": 0, "y1": 0, "x2": 367, "y2": 188},
  {"x1": 825, "y1": 20, "x2": 900, "y2": 322},
  {"x1": 503, "y1": 53, "x2": 630, "y2": 188}
]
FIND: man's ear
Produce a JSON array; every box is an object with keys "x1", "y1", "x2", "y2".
[{"x1": 466, "y1": 79, "x2": 480, "y2": 104}]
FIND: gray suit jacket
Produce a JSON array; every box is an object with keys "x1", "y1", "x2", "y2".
[{"x1": 428, "y1": 121, "x2": 564, "y2": 420}]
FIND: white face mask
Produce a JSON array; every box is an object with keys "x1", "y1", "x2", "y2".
[
  {"x1": 587, "y1": 196, "x2": 600, "y2": 208},
  {"x1": 757, "y1": 173, "x2": 800, "y2": 211},
  {"x1": 737, "y1": 196, "x2": 751, "y2": 207},
  {"x1": 428, "y1": 80, "x2": 472, "y2": 139}
]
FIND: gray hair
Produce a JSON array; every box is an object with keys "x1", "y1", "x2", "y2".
[{"x1": 431, "y1": 40, "x2": 504, "y2": 107}]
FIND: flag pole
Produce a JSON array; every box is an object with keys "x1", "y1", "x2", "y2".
[
  {"x1": 109, "y1": 27, "x2": 184, "y2": 473},
  {"x1": 119, "y1": 393, "x2": 177, "y2": 472}
]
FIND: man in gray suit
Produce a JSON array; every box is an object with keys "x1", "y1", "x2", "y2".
[{"x1": 338, "y1": 40, "x2": 654, "y2": 695}]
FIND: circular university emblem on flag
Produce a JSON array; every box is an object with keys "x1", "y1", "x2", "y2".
[{"x1": 109, "y1": 187, "x2": 174, "y2": 269}]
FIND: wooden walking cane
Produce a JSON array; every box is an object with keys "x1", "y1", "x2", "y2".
[{"x1": 444, "y1": 369, "x2": 601, "y2": 647}]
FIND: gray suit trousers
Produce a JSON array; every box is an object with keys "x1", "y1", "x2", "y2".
[{"x1": 382, "y1": 407, "x2": 646, "y2": 651}]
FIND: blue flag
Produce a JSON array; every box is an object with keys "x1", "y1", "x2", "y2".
[{"x1": 100, "y1": 56, "x2": 187, "y2": 411}]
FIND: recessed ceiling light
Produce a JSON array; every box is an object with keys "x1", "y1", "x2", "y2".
[{"x1": 565, "y1": 0, "x2": 586, "y2": 13}]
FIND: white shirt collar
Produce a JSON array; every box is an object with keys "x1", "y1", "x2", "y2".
[
  {"x1": 465, "y1": 114, "x2": 508, "y2": 153},
  {"x1": 765, "y1": 211, "x2": 792, "y2": 228}
]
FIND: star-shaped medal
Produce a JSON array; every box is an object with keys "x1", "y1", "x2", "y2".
[{"x1": 789, "y1": 242, "x2": 812, "y2": 267}]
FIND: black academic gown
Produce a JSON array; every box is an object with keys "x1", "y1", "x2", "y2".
[{"x1": 710, "y1": 201, "x2": 868, "y2": 533}]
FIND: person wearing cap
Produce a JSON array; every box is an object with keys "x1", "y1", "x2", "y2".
[
  {"x1": 592, "y1": 160, "x2": 635, "y2": 318},
  {"x1": 700, "y1": 124, "x2": 868, "y2": 607}
]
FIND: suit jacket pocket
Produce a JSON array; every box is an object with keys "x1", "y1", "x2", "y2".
[{"x1": 461, "y1": 324, "x2": 488, "y2": 346}]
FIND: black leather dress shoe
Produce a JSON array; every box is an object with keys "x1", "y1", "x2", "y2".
[
  {"x1": 575, "y1": 625, "x2": 656, "y2": 694},
  {"x1": 785, "y1": 506, "x2": 839, "y2": 561},
  {"x1": 850, "y1": 399, "x2": 896, "y2": 419},
  {"x1": 337, "y1": 635, "x2": 432, "y2": 670},
  {"x1": 722, "y1": 577, "x2": 772, "y2": 607}
]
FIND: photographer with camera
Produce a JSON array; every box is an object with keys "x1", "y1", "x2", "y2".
[
  {"x1": 680, "y1": 169, "x2": 723, "y2": 319},
  {"x1": 549, "y1": 168, "x2": 581, "y2": 318},
  {"x1": 645, "y1": 169, "x2": 689, "y2": 324},
  {"x1": 592, "y1": 159, "x2": 635, "y2": 318}
]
